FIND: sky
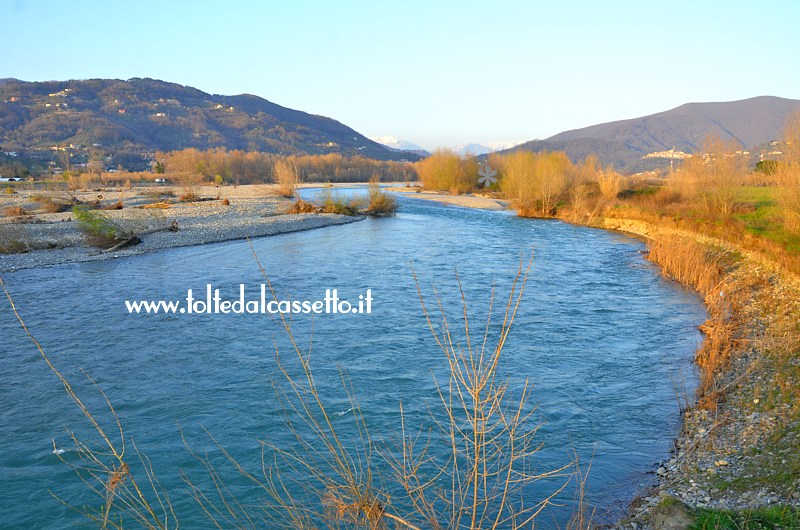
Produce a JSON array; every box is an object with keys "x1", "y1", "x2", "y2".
[{"x1": 4, "y1": 0, "x2": 800, "y2": 150}]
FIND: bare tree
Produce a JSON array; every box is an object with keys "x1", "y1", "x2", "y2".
[{"x1": 273, "y1": 158, "x2": 299, "y2": 197}]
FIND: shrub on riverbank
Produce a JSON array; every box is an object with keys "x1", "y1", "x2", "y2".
[
  {"x1": 415, "y1": 148, "x2": 477, "y2": 194},
  {"x1": 273, "y1": 158, "x2": 298, "y2": 198},
  {"x1": 498, "y1": 150, "x2": 571, "y2": 217},
  {"x1": 364, "y1": 181, "x2": 396, "y2": 215}
]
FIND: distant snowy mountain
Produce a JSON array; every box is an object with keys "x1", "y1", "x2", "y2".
[
  {"x1": 372, "y1": 136, "x2": 525, "y2": 157},
  {"x1": 453, "y1": 143, "x2": 493, "y2": 156},
  {"x1": 454, "y1": 141, "x2": 524, "y2": 156},
  {"x1": 486, "y1": 140, "x2": 524, "y2": 151},
  {"x1": 370, "y1": 136, "x2": 426, "y2": 152}
]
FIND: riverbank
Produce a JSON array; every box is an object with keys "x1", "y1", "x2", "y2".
[
  {"x1": 387, "y1": 190, "x2": 800, "y2": 525},
  {"x1": 0, "y1": 184, "x2": 362, "y2": 272},
  {"x1": 389, "y1": 187, "x2": 511, "y2": 211},
  {"x1": 604, "y1": 218, "x2": 800, "y2": 528}
]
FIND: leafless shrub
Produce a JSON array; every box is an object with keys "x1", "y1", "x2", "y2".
[{"x1": 274, "y1": 158, "x2": 299, "y2": 198}]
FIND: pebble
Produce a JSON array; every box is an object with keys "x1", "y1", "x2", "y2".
[{"x1": 1, "y1": 198, "x2": 363, "y2": 272}]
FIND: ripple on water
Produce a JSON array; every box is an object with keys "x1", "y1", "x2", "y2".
[{"x1": 0, "y1": 191, "x2": 705, "y2": 528}]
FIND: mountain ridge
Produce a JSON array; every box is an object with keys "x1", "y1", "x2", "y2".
[
  {"x1": 0, "y1": 78, "x2": 414, "y2": 170},
  {"x1": 505, "y1": 96, "x2": 800, "y2": 172}
]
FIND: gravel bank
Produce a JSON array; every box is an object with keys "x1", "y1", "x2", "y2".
[
  {"x1": 0, "y1": 185, "x2": 363, "y2": 272},
  {"x1": 605, "y1": 218, "x2": 800, "y2": 528},
  {"x1": 390, "y1": 189, "x2": 510, "y2": 211}
]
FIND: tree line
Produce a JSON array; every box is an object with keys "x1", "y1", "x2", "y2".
[
  {"x1": 156, "y1": 148, "x2": 416, "y2": 184},
  {"x1": 415, "y1": 112, "x2": 800, "y2": 231}
]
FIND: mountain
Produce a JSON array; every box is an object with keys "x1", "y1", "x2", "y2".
[
  {"x1": 454, "y1": 143, "x2": 493, "y2": 156},
  {"x1": 454, "y1": 141, "x2": 524, "y2": 156},
  {"x1": 506, "y1": 96, "x2": 800, "y2": 172},
  {"x1": 370, "y1": 136, "x2": 429, "y2": 157},
  {"x1": 0, "y1": 78, "x2": 415, "y2": 170}
]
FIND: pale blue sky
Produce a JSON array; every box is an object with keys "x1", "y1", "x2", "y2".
[{"x1": 4, "y1": 0, "x2": 799, "y2": 150}]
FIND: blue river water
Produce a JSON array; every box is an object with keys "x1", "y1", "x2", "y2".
[{"x1": 0, "y1": 189, "x2": 705, "y2": 528}]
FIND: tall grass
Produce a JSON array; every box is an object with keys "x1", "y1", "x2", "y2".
[
  {"x1": 364, "y1": 180, "x2": 397, "y2": 216},
  {"x1": 646, "y1": 235, "x2": 742, "y2": 408},
  {"x1": 775, "y1": 112, "x2": 800, "y2": 231}
]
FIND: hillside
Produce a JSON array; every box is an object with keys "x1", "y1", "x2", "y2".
[
  {"x1": 0, "y1": 78, "x2": 412, "y2": 170},
  {"x1": 507, "y1": 96, "x2": 800, "y2": 172}
]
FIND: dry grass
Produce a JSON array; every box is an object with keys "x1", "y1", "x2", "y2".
[
  {"x1": 67, "y1": 173, "x2": 96, "y2": 191},
  {"x1": 646, "y1": 235, "x2": 745, "y2": 408},
  {"x1": 30, "y1": 194, "x2": 75, "y2": 213},
  {"x1": 286, "y1": 198, "x2": 321, "y2": 214},
  {"x1": 364, "y1": 181, "x2": 397, "y2": 216},
  {"x1": 178, "y1": 192, "x2": 200, "y2": 202},
  {"x1": 775, "y1": 112, "x2": 800, "y2": 231},
  {"x1": 3, "y1": 205, "x2": 27, "y2": 217}
]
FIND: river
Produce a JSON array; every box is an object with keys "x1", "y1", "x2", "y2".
[{"x1": 0, "y1": 189, "x2": 705, "y2": 528}]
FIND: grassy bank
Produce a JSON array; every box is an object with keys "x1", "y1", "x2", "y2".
[{"x1": 602, "y1": 219, "x2": 800, "y2": 528}]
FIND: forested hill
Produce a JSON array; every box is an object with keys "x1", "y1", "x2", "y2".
[
  {"x1": 0, "y1": 78, "x2": 413, "y2": 169},
  {"x1": 503, "y1": 96, "x2": 800, "y2": 172}
]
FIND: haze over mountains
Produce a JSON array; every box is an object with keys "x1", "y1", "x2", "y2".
[
  {"x1": 370, "y1": 137, "x2": 524, "y2": 157},
  {"x1": 369, "y1": 136, "x2": 429, "y2": 157},
  {"x1": 0, "y1": 78, "x2": 413, "y2": 170}
]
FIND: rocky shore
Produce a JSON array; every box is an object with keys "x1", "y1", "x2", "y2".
[
  {"x1": 0, "y1": 184, "x2": 363, "y2": 272},
  {"x1": 604, "y1": 218, "x2": 800, "y2": 529},
  {"x1": 389, "y1": 187, "x2": 511, "y2": 211}
]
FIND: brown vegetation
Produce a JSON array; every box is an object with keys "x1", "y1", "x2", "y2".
[
  {"x1": 672, "y1": 135, "x2": 747, "y2": 218},
  {"x1": 596, "y1": 167, "x2": 623, "y2": 201},
  {"x1": 3, "y1": 205, "x2": 27, "y2": 217},
  {"x1": 646, "y1": 236, "x2": 738, "y2": 407},
  {"x1": 415, "y1": 149, "x2": 477, "y2": 194},
  {"x1": 160, "y1": 148, "x2": 415, "y2": 184},
  {"x1": 273, "y1": 158, "x2": 299, "y2": 197},
  {"x1": 775, "y1": 112, "x2": 800, "y2": 230},
  {"x1": 286, "y1": 198, "x2": 321, "y2": 214},
  {"x1": 364, "y1": 180, "x2": 397, "y2": 216},
  {"x1": 30, "y1": 194, "x2": 76, "y2": 213},
  {"x1": 498, "y1": 150, "x2": 571, "y2": 216}
]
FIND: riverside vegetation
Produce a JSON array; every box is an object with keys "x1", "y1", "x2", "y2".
[{"x1": 413, "y1": 116, "x2": 800, "y2": 527}]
